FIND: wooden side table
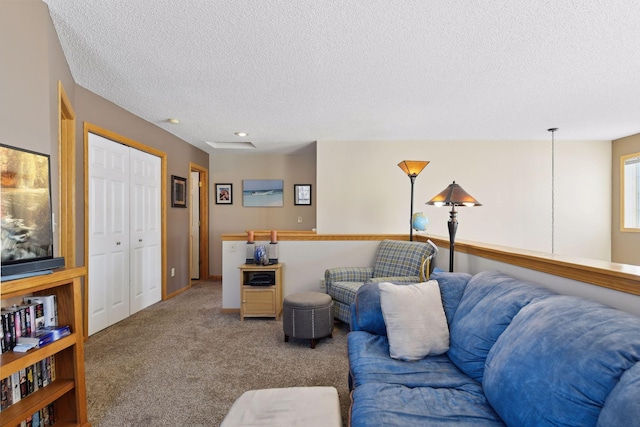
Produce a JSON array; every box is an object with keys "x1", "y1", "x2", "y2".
[{"x1": 239, "y1": 263, "x2": 283, "y2": 321}]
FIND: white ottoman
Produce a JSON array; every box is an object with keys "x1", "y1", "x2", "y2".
[{"x1": 221, "y1": 386, "x2": 342, "y2": 427}]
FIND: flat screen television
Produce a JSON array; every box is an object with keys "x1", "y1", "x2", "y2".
[{"x1": 1, "y1": 143, "x2": 64, "y2": 280}]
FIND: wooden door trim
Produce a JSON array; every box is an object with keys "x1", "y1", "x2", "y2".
[
  {"x1": 190, "y1": 162, "x2": 209, "y2": 280},
  {"x1": 58, "y1": 82, "x2": 76, "y2": 267}
]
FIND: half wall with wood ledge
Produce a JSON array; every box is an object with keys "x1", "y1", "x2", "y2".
[{"x1": 220, "y1": 232, "x2": 640, "y2": 317}]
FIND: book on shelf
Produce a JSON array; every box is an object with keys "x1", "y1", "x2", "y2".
[
  {"x1": 32, "y1": 302, "x2": 45, "y2": 331},
  {"x1": 10, "y1": 371, "x2": 20, "y2": 406},
  {"x1": 23, "y1": 295, "x2": 57, "y2": 328},
  {"x1": 16, "y1": 325, "x2": 71, "y2": 348},
  {"x1": 12, "y1": 342, "x2": 38, "y2": 353},
  {"x1": 16, "y1": 305, "x2": 27, "y2": 337},
  {"x1": 21, "y1": 403, "x2": 55, "y2": 426},
  {"x1": 25, "y1": 364, "x2": 35, "y2": 395},
  {"x1": 0, "y1": 317, "x2": 4, "y2": 353},
  {"x1": 0, "y1": 355, "x2": 55, "y2": 415},
  {"x1": 0, "y1": 376, "x2": 10, "y2": 411},
  {"x1": 18, "y1": 302, "x2": 44, "y2": 335},
  {"x1": 1, "y1": 308, "x2": 17, "y2": 351},
  {"x1": 2, "y1": 298, "x2": 55, "y2": 353},
  {"x1": 19, "y1": 367, "x2": 27, "y2": 399}
]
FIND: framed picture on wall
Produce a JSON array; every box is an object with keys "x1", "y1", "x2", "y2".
[
  {"x1": 171, "y1": 175, "x2": 187, "y2": 208},
  {"x1": 215, "y1": 183, "x2": 233, "y2": 204},
  {"x1": 294, "y1": 184, "x2": 312, "y2": 205},
  {"x1": 242, "y1": 179, "x2": 284, "y2": 207}
]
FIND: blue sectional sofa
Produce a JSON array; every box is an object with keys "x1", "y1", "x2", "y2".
[{"x1": 348, "y1": 270, "x2": 640, "y2": 427}]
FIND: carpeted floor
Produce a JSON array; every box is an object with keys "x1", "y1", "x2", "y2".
[{"x1": 84, "y1": 281, "x2": 351, "y2": 426}]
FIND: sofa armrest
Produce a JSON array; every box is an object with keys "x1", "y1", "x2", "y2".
[
  {"x1": 324, "y1": 267, "x2": 374, "y2": 293},
  {"x1": 351, "y1": 282, "x2": 387, "y2": 336}
]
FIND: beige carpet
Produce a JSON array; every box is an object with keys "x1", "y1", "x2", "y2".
[{"x1": 84, "y1": 281, "x2": 351, "y2": 426}]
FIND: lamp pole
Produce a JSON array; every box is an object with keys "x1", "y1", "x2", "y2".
[
  {"x1": 409, "y1": 174, "x2": 417, "y2": 241},
  {"x1": 447, "y1": 205, "x2": 458, "y2": 272}
]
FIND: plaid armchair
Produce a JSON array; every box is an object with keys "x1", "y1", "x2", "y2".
[{"x1": 324, "y1": 239, "x2": 438, "y2": 325}]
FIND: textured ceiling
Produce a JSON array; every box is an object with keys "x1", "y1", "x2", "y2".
[{"x1": 44, "y1": 0, "x2": 640, "y2": 153}]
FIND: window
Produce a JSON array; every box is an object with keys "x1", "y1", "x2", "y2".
[{"x1": 621, "y1": 152, "x2": 640, "y2": 231}]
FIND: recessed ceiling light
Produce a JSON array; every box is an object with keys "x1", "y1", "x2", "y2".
[
  {"x1": 168, "y1": 118, "x2": 180, "y2": 124},
  {"x1": 235, "y1": 132, "x2": 248, "y2": 137}
]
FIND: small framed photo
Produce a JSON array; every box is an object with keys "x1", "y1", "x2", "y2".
[
  {"x1": 215, "y1": 183, "x2": 233, "y2": 204},
  {"x1": 294, "y1": 184, "x2": 312, "y2": 205},
  {"x1": 171, "y1": 175, "x2": 187, "y2": 208}
]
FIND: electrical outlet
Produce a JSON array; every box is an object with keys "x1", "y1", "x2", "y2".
[
  {"x1": 320, "y1": 278, "x2": 326, "y2": 290},
  {"x1": 171, "y1": 268, "x2": 175, "y2": 277},
  {"x1": 230, "y1": 243, "x2": 237, "y2": 252},
  {"x1": 298, "y1": 216, "x2": 303, "y2": 223}
]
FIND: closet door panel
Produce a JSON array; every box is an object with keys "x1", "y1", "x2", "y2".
[
  {"x1": 130, "y1": 170, "x2": 145, "y2": 314},
  {"x1": 88, "y1": 134, "x2": 130, "y2": 335},
  {"x1": 129, "y1": 149, "x2": 161, "y2": 314},
  {"x1": 107, "y1": 163, "x2": 130, "y2": 326},
  {"x1": 88, "y1": 168, "x2": 108, "y2": 335},
  {"x1": 144, "y1": 156, "x2": 162, "y2": 308}
]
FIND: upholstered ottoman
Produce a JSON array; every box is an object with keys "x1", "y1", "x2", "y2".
[
  {"x1": 221, "y1": 386, "x2": 342, "y2": 427},
  {"x1": 283, "y1": 292, "x2": 333, "y2": 349}
]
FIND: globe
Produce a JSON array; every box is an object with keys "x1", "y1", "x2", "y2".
[{"x1": 412, "y1": 212, "x2": 429, "y2": 232}]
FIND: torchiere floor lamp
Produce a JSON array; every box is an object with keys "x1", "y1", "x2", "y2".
[
  {"x1": 398, "y1": 160, "x2": 430, "y2": 241},
  {"x1": 426, "y1": 181, "x2": 481, "y2": 272}
]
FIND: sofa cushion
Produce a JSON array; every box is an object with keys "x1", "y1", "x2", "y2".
[
  {"x1": 379, "y1": 281, "x2": 449, "y2": 360},
  {"x1": 448, "y1": 271, "x2": 555, "y2": 382},
  {"x1": 352, "y1": 282, "x2": 386, "y2": 335},
  {"x1": 352, "y1": 273, "x2": 472, "y2": 336},
  {"x1": 597, "y1": 363, "x2": 640, "y2": 427},
  {"x1": 351, "y1": 281, "x2": 420, "y2": 335},
  {"x1": 328, "y1": 281, "x2": 364, "y2": 305},
  {"x1": 430, "y1": 271, "x2": 472, "y2": 323},
  {"x1": 372, "y1": 239, "x2": 435, "y2": 278},
  {"x1": 350, "y1": 382, "x2": 505, "y2": 427},
  {"x1": 348, "y1": 331, "x2": 476, "y2": 389},
  {"x1": 484, "y1": 296, "x2": 640, "y2": 427}
]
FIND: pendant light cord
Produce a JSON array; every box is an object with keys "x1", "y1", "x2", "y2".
[{"x1": 548, "y1": 128, "x2": 558, "y2": 254}]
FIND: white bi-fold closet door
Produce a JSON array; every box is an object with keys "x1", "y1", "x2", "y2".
[{"x1": 88, "y1": 132, "x2": 161, "y2": 336}]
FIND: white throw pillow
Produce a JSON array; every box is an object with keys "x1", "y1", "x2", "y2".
[{"x1": 379, "y1": 280, "x2": 450, "y2": 361}]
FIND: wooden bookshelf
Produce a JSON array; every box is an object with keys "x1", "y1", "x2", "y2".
[{"x1": 1, "y1": 267, "x2": 90, "y2": 427}]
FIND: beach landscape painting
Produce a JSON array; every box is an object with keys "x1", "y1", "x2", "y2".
[{"x1": 243, "y1": 179, "x2": 284, "y2": 207}]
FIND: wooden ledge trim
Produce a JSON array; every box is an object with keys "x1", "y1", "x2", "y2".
[
  {"x1": 425, "y1": 236, "x2": 640, "y2": 296},
  {"x1": 221, "y1": 233, "x2": 409, "y2": 242}
]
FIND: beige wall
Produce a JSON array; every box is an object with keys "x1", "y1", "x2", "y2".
[
  {"x1": 316, "y1": 139, "x2": 612, "y2": 262},
  {"x1": 0, "y1": 1, "x2": 75, "y2": 253},
  {"x1": 612, "y1": 132, "x2": 640, "y2": 265},
  {"x1": 1, "y1": 1, "x2": 209, "y2": 297},
  {"x1": 74, "y1": 87, "x2": 209, "y2": 295},
  {"x1": 209, "y1": 145, "x2": 317, "y2": 276}
]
